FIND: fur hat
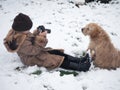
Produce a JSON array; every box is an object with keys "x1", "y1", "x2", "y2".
[{"x1": 12, "y1": 13, "x2": 33, "y2": 31}]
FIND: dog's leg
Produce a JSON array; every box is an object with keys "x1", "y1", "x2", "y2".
[
  {"x1": 90, "y1": 50, "x2": 95, "y2": 61},
  {"x1": 87, "y1": 48, "x2": 95, "y2": 61}
]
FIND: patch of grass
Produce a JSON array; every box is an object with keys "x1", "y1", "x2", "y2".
[
  {"x1": 31, "y1": 70, "x2": 42, "y2": 75},
  {"x1": 59, "y1": 70, "x2": 79, "y2": 76}
]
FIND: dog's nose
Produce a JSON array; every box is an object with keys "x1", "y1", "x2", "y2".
[{"x1": 81, "y1": 28, "x2": 84, "y2": 32}]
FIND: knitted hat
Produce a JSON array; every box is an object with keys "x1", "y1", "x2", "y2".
[{"x1": 12, "y1": 13, "x2": 33, "y2": 31}]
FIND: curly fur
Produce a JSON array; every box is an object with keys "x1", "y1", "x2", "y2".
[{"x1": 82, "y1": 23, "x2": 120, "y2": 69}]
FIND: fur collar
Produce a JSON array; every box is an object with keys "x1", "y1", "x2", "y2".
[{"x1": 4, "y1": 29, "x2": 27, "y2": 53}]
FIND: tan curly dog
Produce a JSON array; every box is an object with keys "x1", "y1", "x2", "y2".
[{"x1": 82, "y1": 23, "x2": 120, "y2": 69}]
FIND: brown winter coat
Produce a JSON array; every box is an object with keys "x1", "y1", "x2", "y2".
[{"x1": 4, "y1": 29, "x2": 64, "y2": 70}]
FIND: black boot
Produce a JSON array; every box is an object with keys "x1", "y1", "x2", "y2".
[
  {"x1": 48, "y1": 50, "x2": 85, "y2": 63},
  {"x1": 69, "y1": 60, "x2": 91, "y2": 72},
  {"x1": 48, "y1": 50, "x2": 90, "y2": 63},
  {"x1": 48, "y1": 50, "x2": 91, "y2": 71},
  {"x1": 67, "y1": 53, "x2": 90, "y2": 63},
  {"x1": 80, "y1": 53, "x2": 90, "y2": 63},
  {"x1": 67, "y1": 55, "x2": 80, "y2": 63}
]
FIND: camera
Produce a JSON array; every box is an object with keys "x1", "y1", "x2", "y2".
[{"x1": 37, "y1": 25, "x2": 51, "y2": 34}]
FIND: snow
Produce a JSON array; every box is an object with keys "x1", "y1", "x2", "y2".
[{"x1": 0, "y1": 0, "x2": 120, "y2": 90}]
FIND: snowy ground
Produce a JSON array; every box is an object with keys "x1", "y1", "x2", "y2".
[{"x1": 0, "y1": 0, "x2": 120, "y2": 90}]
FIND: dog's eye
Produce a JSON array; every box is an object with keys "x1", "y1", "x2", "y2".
[{"x1": 86, "y1": 28, "x2": 89, "y2": 30}]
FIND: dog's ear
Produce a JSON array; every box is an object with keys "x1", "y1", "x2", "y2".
[{"x1": 90, "y1": 28, "x2": 100, "y2": 38}]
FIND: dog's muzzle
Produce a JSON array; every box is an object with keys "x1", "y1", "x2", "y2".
[{"x1": 81, "y1": 28, "x2": 84, "y2": 32}]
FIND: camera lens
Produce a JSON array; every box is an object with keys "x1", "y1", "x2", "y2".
[{"x1": 46, "y1": 29, "x2": 51, "y2": 33}]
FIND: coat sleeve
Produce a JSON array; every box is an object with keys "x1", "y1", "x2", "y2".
[
  {"x1": 35, "y1": 35, "x2": 48, "y2": 47},
  {"x1": 18, "y1": 38, "x2": 47, "y2": 56},
  {"x1": 33, "y1": 29, "x2": 48, "y2": 47}
]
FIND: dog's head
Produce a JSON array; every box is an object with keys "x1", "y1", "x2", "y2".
[{"x1": 81, "y1": 23, "x2": 102, "y2": 38}]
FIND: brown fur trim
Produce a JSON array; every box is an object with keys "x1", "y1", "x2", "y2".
[
  {"x1": 14, "y1": 33, "x2": 27, "y2": 52},
  {"x1": 33, "y1": 29, "x2": 39, "y2": 36},
  {"x1": 4, "y1": 29, "x2": 15, "y2": 43},
  {"x1": 57, "y1": 57, "x2": 65, "y2": 68},
  {"x1": 4, "y1": 29, "x2": 27, "y2": 53}
]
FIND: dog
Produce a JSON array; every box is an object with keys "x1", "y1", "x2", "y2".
[{"x1": 81, "y1": 23, "x2": 120, "y2": 69}]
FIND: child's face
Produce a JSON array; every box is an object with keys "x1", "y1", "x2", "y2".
[
  {"x1": 22, "y1": 31, "x2": 30, "y2": 34},
  {"x1": 39, "y1": 31, "x2": 47, "y2": 36}
]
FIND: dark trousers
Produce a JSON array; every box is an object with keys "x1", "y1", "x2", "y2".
[
  {"x1": 47, "y1": 50, "x2": 79, "y2": 69},
  {"x1": 47, "y1": 50, "x2": 70, "y2": 69},
  {"x1": 48, "y1": 50, "x2": 91, "y2": 72}
]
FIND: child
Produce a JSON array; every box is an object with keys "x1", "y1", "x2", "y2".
[{"x1": 4, "y1": 13, "x2": 91, "y2": 71}]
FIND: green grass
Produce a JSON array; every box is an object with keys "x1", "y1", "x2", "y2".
[
  {"x1": 31, "y1": 70, "x2": 42, "y2": 75},
  {"x1": 59, "y1": 70, "x2": 79, "y2": 76}
]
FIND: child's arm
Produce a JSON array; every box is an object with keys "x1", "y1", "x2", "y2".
[{"x1": 33, "y1": 29, "x2": 48, "y2": 47}]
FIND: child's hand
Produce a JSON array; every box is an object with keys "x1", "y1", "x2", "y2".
[
  {"x1": 39, "y1": 31, "x2": 47, "y2": 37},
  {"x1": 34, "y1": 31, "x2": 48, "y2": 47}
]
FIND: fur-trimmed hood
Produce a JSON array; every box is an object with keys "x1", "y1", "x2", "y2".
[{"x1": 4, "y1": 29, "x2": 27, "y2": 52}]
